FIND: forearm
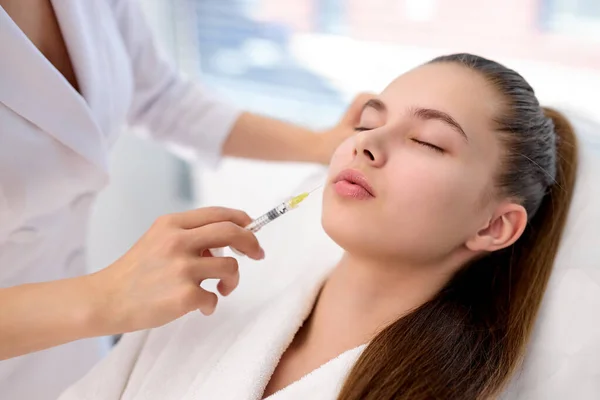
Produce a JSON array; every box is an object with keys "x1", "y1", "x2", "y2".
[
  {"x1": 0, "y1": 276, "x2": 103, "y2": 360},
  {"x1": 222, "y1": 112, "x2": 326, "y2": 163}
]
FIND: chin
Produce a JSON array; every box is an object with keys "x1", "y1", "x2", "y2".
[
  {"x1": 321, "y1": 207, "x2": 374, "y2": 256},
  {"x1": 321, "y1": 189, "x2": 389, "y2": 255}
]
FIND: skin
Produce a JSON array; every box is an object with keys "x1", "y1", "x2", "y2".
[
  {"x1": 0, "y1": 0, "x2": 367, "y2": 359},
  {"x1": 262, "y1": 63, "x2": 529, "y2": 397}
]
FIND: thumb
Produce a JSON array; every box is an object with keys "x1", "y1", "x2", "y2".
[{"x1": 339, "y1": 92, "x2": 377, "y2": 126}]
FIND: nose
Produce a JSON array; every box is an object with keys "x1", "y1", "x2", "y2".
[{"x1": 353, "y1": 131, "x2": 387, "y2": 167}]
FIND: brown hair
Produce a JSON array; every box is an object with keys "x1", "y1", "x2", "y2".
[{"x1": 338, "y1": 54, "x2": 578, "y2": 400}]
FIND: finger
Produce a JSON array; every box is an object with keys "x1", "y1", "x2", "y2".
[
  {"x1": 340, "y1": 92, "x2": 377, "y2": 126},
  {"x1": 187, "y1": 221, "x2": 263, "y2": 260},
  {"x1": 190, "y1": 256, "x2": 240, "y2": 296},
  {"x1": 169, "y1": 207, "x2": 253, "y2": 230},
  {"x1": 216, "y1": 263, "x2": 240, "y2": 296},
  {"x1": 191, "y1": 287, "x2": 219, "y2": 316}
]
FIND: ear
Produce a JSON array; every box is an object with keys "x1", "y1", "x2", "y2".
[{"x1": 466, "y1": 203, "x2": 528, "y2": 252}]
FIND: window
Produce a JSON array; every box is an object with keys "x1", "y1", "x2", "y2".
[
  {"x1": 193, "y1": 0, "x2": 348, "y2": 120},
  {"x1": 540, "y1": 0, "x2": 600, "y2": 40}
]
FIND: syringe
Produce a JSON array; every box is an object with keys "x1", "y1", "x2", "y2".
[
  {"x1": 245, "y1": 185, "x2": 322, "y2": 233},
  {"x1": 227, "y1": 185, "x2": 322, "y2": 257}
]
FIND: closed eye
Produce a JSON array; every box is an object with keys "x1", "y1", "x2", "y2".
[
  {"x1": 412, "y1": 139, "x2": 445, "y2": 154},
  {"x1": 355, "y1": 127, "x2": 445, "y2": 153}
]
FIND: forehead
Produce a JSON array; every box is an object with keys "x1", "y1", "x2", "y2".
[{"x1": 379, "y1": 63, "x2": 503, "y2": 140}]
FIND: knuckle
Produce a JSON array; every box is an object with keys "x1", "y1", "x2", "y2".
[
  {"x1": 210, "y1": 207, "x2": 251, "y2": 226},
  {"x1": 204, "y1": 206, "x2": 230, "y2": 221},
  {"x1": 163, "y1": 232, "x2": 186, "y2": 254},
  {"x1": 212, "y1": 206, "x2": 230, "y2": 218},
  {"x1": 233, "y1": 209, "x2": 252, "y2": 223},
  {"x1": 358, "y1": 92, "x2": 375, "y2": 101},
  {"x1": 219, "y1": 221, "x2": 241, "y2": 237},
  {"x1": 154, "y1": 214, "x2": 175, "y2": 228}
]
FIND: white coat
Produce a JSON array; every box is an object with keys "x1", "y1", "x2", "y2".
[{"x1": 0, "y1": 0, "x2": 240, "y2": 398}]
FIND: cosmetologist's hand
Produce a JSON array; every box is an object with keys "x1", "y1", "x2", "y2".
[{"x1": 87, "y1": 207, "x2": 264, "y2": 335}]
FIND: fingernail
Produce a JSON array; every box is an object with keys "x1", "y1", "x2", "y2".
[{"x1": 258, "y1": 247, "x2": 265, "y2": 260}]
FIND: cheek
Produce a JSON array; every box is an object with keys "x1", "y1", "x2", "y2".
[
  {"x1": 385, "y1": 152, "x2": 486, "y2": 214},
  {"x1": 378, "y1": 158, "x2": 486, "y2": 252},
  {"x1": 381, "y1": 166, "x2": 452, "y2": 237},
  {"x1": 384, "y1": 157, "x2": 459, "y2": 210}
]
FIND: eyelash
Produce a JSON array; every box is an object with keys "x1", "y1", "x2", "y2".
[
  {"x1": 413, "y1": 139, "x2": 445, "y2": 154},
  {"x1": 354, "y1": 127, "x2": 445, "y2": 154}
]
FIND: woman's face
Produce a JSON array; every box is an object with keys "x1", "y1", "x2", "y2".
[{"x1": 322, "y1": 62, "x2": 507, "y2": 266}]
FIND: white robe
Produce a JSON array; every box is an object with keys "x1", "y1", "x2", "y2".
[{"x1": 58, "y1": 261, "x2": 366, "y2": 400}]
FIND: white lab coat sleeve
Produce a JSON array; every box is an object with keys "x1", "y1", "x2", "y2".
[
  {"x1": 58, "y1": 330, "x2": 149, "y2": 400},
  {"x1": 108, "y1": 0, "x2": 242, "y2": 167}
]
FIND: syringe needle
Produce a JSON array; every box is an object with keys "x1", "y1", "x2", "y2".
[{"x1": 308, "y1": 184, "x2": 322, "y2": 194}]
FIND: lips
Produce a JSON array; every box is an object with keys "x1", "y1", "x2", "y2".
[{"x1": 333, "y1": 169, "x2": 375, "y2": 199}]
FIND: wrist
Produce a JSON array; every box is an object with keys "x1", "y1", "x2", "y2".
[
  {"x1": 74, "y1": 272, "x2": 116, "y2": 338},
  {"x1": 310, "y1": 131, "x2": 332, "y2": 165}
]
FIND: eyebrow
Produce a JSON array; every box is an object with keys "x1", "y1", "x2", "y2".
[{"x1": 362, "y1": 99, "x2": 469, "y2": 142}]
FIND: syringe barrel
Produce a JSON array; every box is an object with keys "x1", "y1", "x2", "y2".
[{"x1": 245, "y1": 202, "x2": 290, "y2": 232}]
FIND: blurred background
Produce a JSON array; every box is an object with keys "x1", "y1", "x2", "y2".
[{"x1": 87, "y1": 0, "x2": 600, "y2": 273}]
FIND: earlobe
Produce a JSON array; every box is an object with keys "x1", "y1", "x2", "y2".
[
  {"x1": 465, "y1": 220, "x2": 493, "y2": 252},
  {"x1": 466, "y1": 205, "x2": 528, "y2": 253}
]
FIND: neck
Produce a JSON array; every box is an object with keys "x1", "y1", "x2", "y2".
[{"x1": 299, "y1": 252, "x2": 453, "y2": 351}]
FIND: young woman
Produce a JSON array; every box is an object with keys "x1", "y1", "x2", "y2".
[{"x1": 58, "y1": 53, "x2": 578, "y2": 400}]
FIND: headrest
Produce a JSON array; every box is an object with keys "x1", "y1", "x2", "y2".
[{"x1": 501, "y1": 110, "x2": 600, "y2": 398}]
